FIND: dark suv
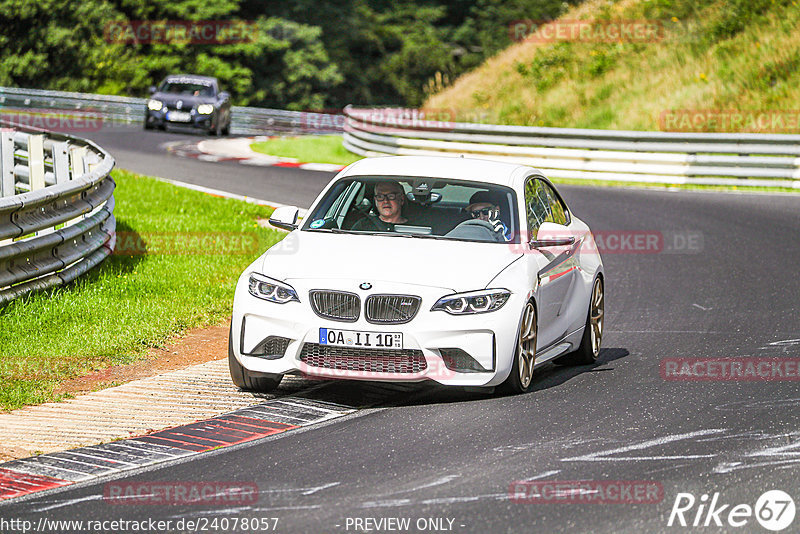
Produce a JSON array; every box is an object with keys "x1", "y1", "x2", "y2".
[{"x1": 144, "y1": 74, "x2": 231, "y2": 136}]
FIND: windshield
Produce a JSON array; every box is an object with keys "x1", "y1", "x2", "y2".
[
  {"x1": 158, "y1": 81, "x2": 215, "y2": 97},
  {"x1": 302, "y1": 175, "x2": 520, "y2": 243}
]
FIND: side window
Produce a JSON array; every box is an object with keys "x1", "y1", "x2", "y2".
[
  {"x1": 524, "y1": 178, "x2": 552, "y2": 239},
  {"x1": 543, "y1": 183, "x2": 568, "y2": 225}
]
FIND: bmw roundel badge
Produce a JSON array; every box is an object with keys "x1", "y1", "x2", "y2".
[{"x1": 359, "y1": 282, "x2": 372, "y2": 290}]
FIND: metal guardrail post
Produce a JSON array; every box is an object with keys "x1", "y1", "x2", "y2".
[
  {"x1": 52, "y1": 141, "x2": 70, "y2": 184},
  {"x1": 27, "y1": 134, "x2": 45, "y2": 191},
  {"x1": 70, "y1": 145, "x2": 87, "y2": 178},
  {"x1": 0, "y1": 119, "x2": 116, "y2": 305},
  {"x1": 0, "y1": 131, "x2": 13, "y2": 197}
]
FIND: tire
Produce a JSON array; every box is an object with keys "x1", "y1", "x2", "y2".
[
  {"x1": 499, "y1": 301, "x2": 537, "y2": 394},
  {"x1": 228, "y1": 325, "x2": 283, "y2": 392},
  {"x1": 144, "y1": 119, "x2": 153, "y2": 130},
  {"x1": 554, "y1": 277, "x2": 604, "y2": 366},
  {"x1": 221, "y1": 117, "x2": 230, "y2": 136}
]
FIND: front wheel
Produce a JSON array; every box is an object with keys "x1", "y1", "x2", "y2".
[
  {"x1": 228, "y1": 325, "x2": 283, "y2": 392},
  {"x1": 554, "y1": 277, "x2": 604, "y2": 366},
  {"x1": 499, "y1": 301, "x2": 537, "y2": 394}
]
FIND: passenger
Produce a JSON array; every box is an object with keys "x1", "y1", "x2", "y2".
[{"x1": 351, "y1": 180, "x2": 410, "y2": 231}]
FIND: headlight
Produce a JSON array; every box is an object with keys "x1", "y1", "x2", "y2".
[
  {"x1": 147, "y1": 99, "x2": 163, "y2": 111},
  {"x1": 248, "y1": 273, "x2": 299, "y2": 303},
  {"x1": 196, "y1": 104, "x2": 214, "y2": 115},
  {"x1": 431, "y1": 289, "x2": 510, "y2": 315}
]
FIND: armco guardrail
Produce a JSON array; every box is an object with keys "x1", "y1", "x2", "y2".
[
  {"x1": 0, "y1": 120, "x2": 115, "y2": 305},
  {"x1": 0, "y1": 86, "x2": 343, "y2": 136},
  {"x1": 343, "y1": 106, "x2": 800, "y2": 188}
]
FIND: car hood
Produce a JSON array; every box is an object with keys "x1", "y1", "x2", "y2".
[{"x1": 257, "y1": 230, "x2": 522, "y2": 292}]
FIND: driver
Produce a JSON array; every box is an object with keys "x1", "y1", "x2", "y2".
[
  {"x1": 351, "y1": 180, "x2": 410, "y2": 231},
  {"x1": 465, "y1": 191, "x2": 511, "y2": 241}
]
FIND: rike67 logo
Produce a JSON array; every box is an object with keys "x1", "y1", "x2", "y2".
[{"x1": 668, "y1": 490, "x2": 795, "y2": 531}]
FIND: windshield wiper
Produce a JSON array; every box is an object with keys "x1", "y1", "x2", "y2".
[{"x1": 306, "y1": 228, "x2": 453, "y2": 240}]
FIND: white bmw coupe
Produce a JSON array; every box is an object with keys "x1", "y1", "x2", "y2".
[{"x1": 229, "y1": 156, "x2": 604, "y2": 394}]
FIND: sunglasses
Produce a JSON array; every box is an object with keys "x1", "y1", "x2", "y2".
[
  {"x1": 374, "y1": 193, "x2": 401, "y2": 201},
  {"x1": 470, "y1": 207, "x2": 498, "y2": 218}
]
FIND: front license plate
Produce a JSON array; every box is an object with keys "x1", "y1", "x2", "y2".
[
  {"x1": 166, "y1": 111, "x2": 192, "y2": 122},
  {"x1": 319, "y1": 328, "x2": 403, "y2": 350}
]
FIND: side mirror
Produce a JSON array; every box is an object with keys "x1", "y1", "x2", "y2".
[
  {"x1": 148, "y1": 86, "x2": 156, "y2": 94},
  {"x1": 269, "y1": 206, "x2": 300, "y2": 231},
  {"x1": 218, "y1": 91, "x2": 230, "y2": 101},
  {"x1": 530, "y1": 222, "x2": 575, "y2": 248}
]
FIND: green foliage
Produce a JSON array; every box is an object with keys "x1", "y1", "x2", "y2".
[
  {"x1": 704, "y1": 0, "x2": 784, "y2": 42},
  {"x1": 583, "y1": 45, "x2": 622, "y2": 78},
  {"x1": 521, "y1": 42, "x2": 574, "y2": 92},
  {"x1": 0, "y1": 0, "x2": 581, "y2": 109},
  {"x1": 0, "y1": 0, "x2": 342, "y2": 109}
]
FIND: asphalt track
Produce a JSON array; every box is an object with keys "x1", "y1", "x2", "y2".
[{"x1": 2, "y1": 127, "x2": 800, "y2": 533}]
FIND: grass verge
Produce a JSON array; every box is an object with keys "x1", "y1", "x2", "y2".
[
  {"x1": 426, "y1": 0, "x2": 800, "y2": 133},
  {"x1": 0, "y1": 169, "x2": 284, "y2": 411},
  {"x1": 251, "y1": 134, "x2": 363, "y2": 166}
]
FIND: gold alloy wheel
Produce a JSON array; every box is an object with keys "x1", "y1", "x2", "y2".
[
  {"x1": 517, "y1": 302, "x2": 537, "y2": 389},
  {"x1": 590, "y1": 278, "x2": 604, "y2": 357}
]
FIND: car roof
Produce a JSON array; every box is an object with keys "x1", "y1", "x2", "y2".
[
  {"x1": 338, "y1": 155, "x2": 542, "y2": 188},
  {"x1": 162, "y1": 74, "x2": 217, "y2": 85}
]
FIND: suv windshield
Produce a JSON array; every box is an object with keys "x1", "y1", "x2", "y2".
[{"x1": 302, "y1": 176, "x2": 519, "y2": 243}]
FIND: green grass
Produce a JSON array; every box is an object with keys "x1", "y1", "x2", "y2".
[
  {"x1": 251, "y1": 135, "x2": 363, "y2": 166},
  {"x1": 0, "y1": 169, "x2": 284, "y2": 411}
]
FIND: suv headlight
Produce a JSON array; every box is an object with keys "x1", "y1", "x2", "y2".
[
  {"x1": 147, "y1": 99, "x2": 163, "y2": 111},
  {"x1": 432, "y1": 289, "x2": 510, "y2": 315},
  {"x1": 197, "y1": 104, "x2": 214, "y2": 115},
  {"x1": 248, "y1": 273, "x2": 299, "y2": 303}
]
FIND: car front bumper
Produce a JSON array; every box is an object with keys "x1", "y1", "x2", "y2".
[
  {"x1": 231, "y1": 276, "x2": 526, "y2": 387},
  {"x1": 145, "y1": 109, "x2": 217, "y2": 130}
]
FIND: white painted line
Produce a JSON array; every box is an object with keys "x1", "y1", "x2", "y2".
[
  {"x1": 301, "y1": 482, "x2": 341, "y2": 495},
  {"x1": 561, "y1": 429, "x2": 726, "y2": 462},
  {"x1": 30, "y1": 494, "x2": 103, "y2": 512},
  {"x1": 274, "y1": 399, "x2": 354, "y2": 416},
  {"x1": 240, "y1": 158, "x2": 280, "y2": 166},
  {"x1": 420, "y1": 493, "x2": 509, "y2": 505},
  {"x1": 144, "y1": 175, "x2": 309, "y2": 215},
  {"x1": 299, "y1": 162, "x2": 346, "y2": 172},
  {"x1": 519, "y1": 470, "x2": 561, "y2": 481},
  {"x1": 57, "y1": 450, "x2": 138, "y2": 469}
]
